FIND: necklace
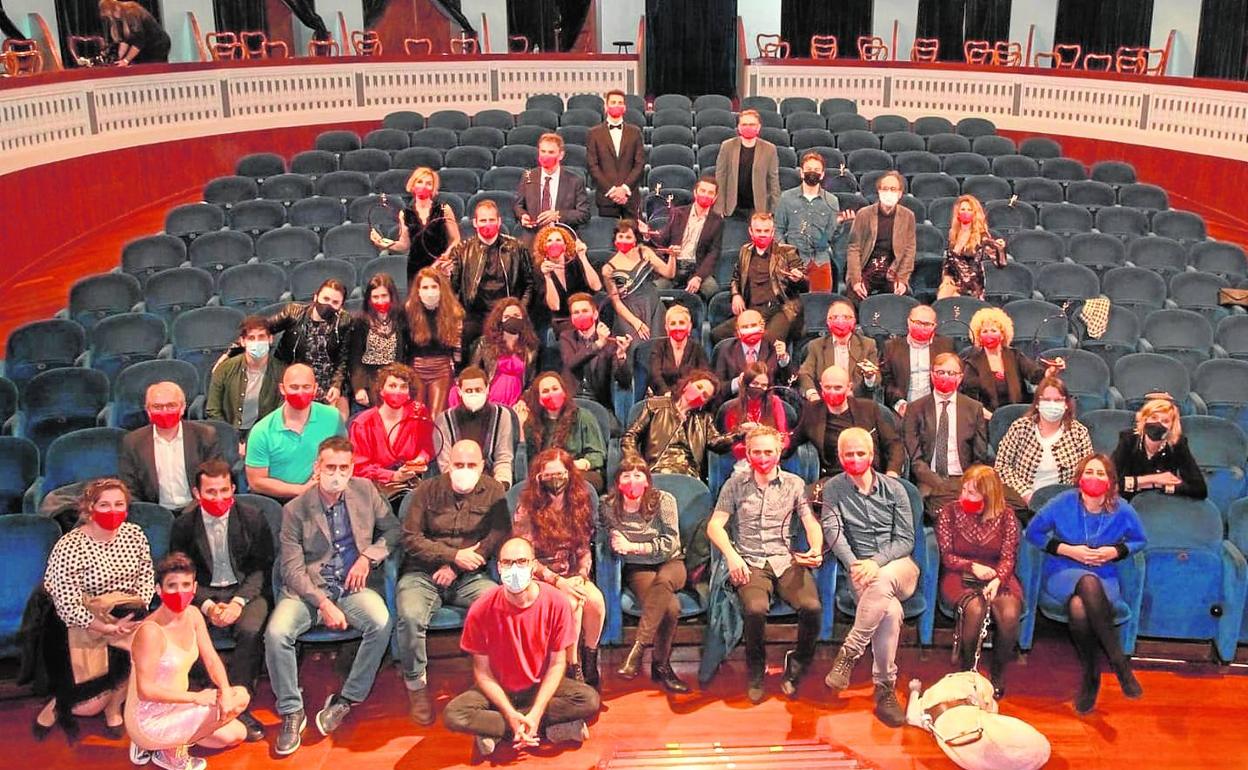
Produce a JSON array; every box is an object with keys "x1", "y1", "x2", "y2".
[{"x1": 1081, "y1": 503, "x2": 1109, "y2": 548}]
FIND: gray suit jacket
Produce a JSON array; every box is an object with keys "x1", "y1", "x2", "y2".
[
  {"x1": 278, "y1": 478, "x2": 400, "y2": 605},
  {"x1": 713, "y1": 137, "x2": 780, "y2": 217},
  {"x1": 796, "y1": 332, "x2": 880, "y2": 396}
]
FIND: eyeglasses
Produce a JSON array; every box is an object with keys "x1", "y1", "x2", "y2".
[
  {"x1": 933, "y1": 369, "x2": 961, "y2": 377},
  {"x1": 498, "y1": 558, "x2": 531, "y2": 568}
]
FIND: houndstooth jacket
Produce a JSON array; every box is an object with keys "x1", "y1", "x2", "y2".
[{"x1": 993, "y1": 415, "x2": 1093, "y2": 498}]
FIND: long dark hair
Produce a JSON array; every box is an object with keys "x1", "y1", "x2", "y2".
[
  {"x1": 523, "y1": 371, "x2": 577, "y2": 448},
  {"x1": 518, "y1": 447, "x2": 593, "y2": 557},
  {"x1": 601, "y1": 453, "x2": 663, "y2": 532},
  {"x1": 730, "y1": 361, "x2": 776, "y2": 424},
  {"x1": 405, "y1": 267, "x2": 463, "y2": 348},
  {"x1": 363, "y1": 272, "x2": 404, "y2": 327},
  {"x1": 479, "y1": 298, "x2": 540, "y2": 364}
]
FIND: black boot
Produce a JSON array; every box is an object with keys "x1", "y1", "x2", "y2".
[
  {"x1": 648, "y1": 621, "x2": 688, "y2": 692},
  {"x1": 617, "y1": 642, "x2": 645, "y2": 680},
  {"x1": 582, "y1": 646, "x2": 600, "y2": 690},
  {"x1": 650, "y1": 662, "x2": 690, "y2": 693}
]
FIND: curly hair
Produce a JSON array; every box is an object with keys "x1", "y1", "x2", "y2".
[
  {"x1": 476, "y1": 298, "x2": 539, "y2": 371},
  {"x1": 532, "y1": 223, "x2": 575, "y2": 264},
  {"x1": 405, "y1": 266, "x2": 463, "y2": 348},
  {"x1": 78, "y1": 478, "x2": 132, "y2": 526},
  {"x1": 601, "y1": 453, "x2": 663, "y2": 532},
  {"x1": 523, "y1": 371, "x2": 577, "y2": 448},
  {"x1": 672, "y1": 368, "x2": 719, "y2": 405},
  {"x1": 373, "y1": 362, "x2": 416, "y2": 405},
  {"x1": 947, "y1": 194, "x2": 990, "y2": 253},
  {"x1": 518, "y1": 447, "x2": 593, "y2": 559},
  {"x1": 969, "y1": 306, "x2": 1014, "y2": 348}
]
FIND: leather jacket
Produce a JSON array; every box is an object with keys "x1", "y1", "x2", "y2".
[
  {"x1": 448, "y1": 234, "x2": 534, "y2": 311},
  {"x1": 729, "y1": 241, "x2": 807, "y2": 312},
  {"x1": 268, "y1": 302, "x2": 353, "y2": 392},
  {"x1": 621, "y1": 395, "x2": 741, "y2": 478}
]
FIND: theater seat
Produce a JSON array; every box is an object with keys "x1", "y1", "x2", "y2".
[
  {"x1": 106, "y1": 359, "x2": 202, "y2": 431},
  {"x1": 0, "y1": 516, "x2": 60, "y2": 657},
  {"x1": 66, "y1": 273, "x2": 143, "y2": 332},
  {"x1": 1111, "y1": 352, "x2": 1202, "y2": 415},
  {"x1": 1140, "y1": 308, "x2": 1213, "y2": 371},
  {"x1": 85, "y1": 312, "x2": 167, "y2": 385},
  {"x1": 0, "y1": 436, "x2": 39, "y2": 514},
  {"x1": 13, "y1": 368, "x2": 111, "y2": 458},
  {"x1": 28, "y1": 427, "x2": 126, "y2": 510},
  {"x1": 141, "y1": 267, "x2": 214, "y2": 326},
  {"x1": 217, "y1": 263, "x2": 288, "y2": 312},
  {"x1": 3, "y1": 319, "x2": 87, "y2": 395}
]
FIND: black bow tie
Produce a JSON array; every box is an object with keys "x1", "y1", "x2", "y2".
[{"x1": 608, "y1": 124, "x2": 622, "y2": 131}]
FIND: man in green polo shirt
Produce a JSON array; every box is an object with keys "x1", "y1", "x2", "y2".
[{"x1": 245, "y1": 363, "x2": 346, "y2": 500}]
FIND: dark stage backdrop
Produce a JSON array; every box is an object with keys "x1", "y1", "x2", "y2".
[
  {"x1": 647, "y1": 0, "x2": 737, "y2": 96},
  {"x1": 1195, "y1": 0, "x2": 1248, "y2": 79},
  {"x1": 1053, "y1": 0, "x2": 1153, "y2": 58},
  {"x1": 507, "y1": 0, "x2": 590, "y2": 52},
  {"x1": 213, "y1": 0, "x2": 266, "y2": 35},
  {"x1": 916, "y1": 0, "x2": 1011, "y2": 61},
  {"x1": 781, "y1": 0, "x2": 871, "y2": 58}
]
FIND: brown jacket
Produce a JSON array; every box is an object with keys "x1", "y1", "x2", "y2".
[
  {"x1": 845, "y1": 203, "x2": 917, "y2": 287},
  {"x1": 621, "y1": 396, "x2": 741, "y2": 479},
  {"x1": 399, "y1": 472, "x2": 510, "y2": 575},
  {"x1": 729, "y1": 241, "x2": 807, "y2": 311}
]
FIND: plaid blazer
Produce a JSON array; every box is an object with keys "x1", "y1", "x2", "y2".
[{"x1": 992, "y1": 416, "x2": 1093, "y2": 498}]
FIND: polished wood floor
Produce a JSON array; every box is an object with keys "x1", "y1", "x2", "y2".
[{"x1": 2, "y1": 630, "x2": 1246, "y2": 770}]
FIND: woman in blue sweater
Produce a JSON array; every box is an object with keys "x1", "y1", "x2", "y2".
[{"x1": 1024, "y1": 453, "x2": 1147, "y2": 715}]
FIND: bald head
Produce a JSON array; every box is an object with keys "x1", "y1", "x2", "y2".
[
  {"x1": 821, "y1": 365, "x2": 850, "y2": 390},
  {"x1": 498, "y1": 536, "x2": 535, "y2": 562},
  {"x1": 283, "y1": 363, "x2": 315, "y2": 387},
  {"x1": 145, "y1": 381, "x2": 186, "y2": 409},
  {"x1": 737, "y1": 309, "x2": 764, "y2": 329},
  {"x1": 448, "y1": 439, "x2": 485, "y2": 471}
]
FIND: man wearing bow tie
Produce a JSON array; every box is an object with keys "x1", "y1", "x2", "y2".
[{"x1": 587, "y1": 89, "x2": 645, "y2": 219}]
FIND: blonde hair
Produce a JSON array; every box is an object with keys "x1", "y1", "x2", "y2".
[
  {"x1": 664, "y1": 303, "x2": 691, "y2": 326},
  {"x1": 969, "y1": 307, "x2": 1014, "y2": 348},
  {"x1": 405, "y1": 167, "x2": 440, "y2": 196},
  {"x1": 739, "y1": 109, "x2": 762, "y2": 123},
  {"x1": 961, "y1": 464, "x2": 1007, "y2": 522},
  {"x1": 1135, "y1": 398, "x2": 1182, "y2": 445},
  {"x1": 837, "y1": 426, "x2": 875, "y2": 458},
  {"x1": 78, "y1": 478, "x2": 132, "y2": 526},
  {"x1": 745, "y1": 424, "x2": 783, "y2": 450},
  {"x1": 947, "y1": 195, "x2": 990, "y2": 252}
]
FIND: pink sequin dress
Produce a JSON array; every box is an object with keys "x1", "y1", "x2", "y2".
[
  {"x1": 124, "y1": 622, "x2": 215, "y2": 751},
  {"x1": 487, "y1": 353, "x2": 527, "y2": 406}
]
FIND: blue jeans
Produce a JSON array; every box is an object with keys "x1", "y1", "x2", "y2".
[
  {"x1": 264, "y1": 588, "x2": 394, "y2": 715},
  {"x1": 395, "y1": 570, "x2": 497, "y2": 690}
]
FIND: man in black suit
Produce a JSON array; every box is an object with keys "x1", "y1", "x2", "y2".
[
  {"x1": 901, "y1": 353, "x2": 989, "y2": 520},
  {"x1": 169, "y1": 459, "x2": 274, "y2": 741},
  {"x1": 118, "y1": 381, "x2": 223, "y2": 507},
  {"x1": 586, "y1": 89, "x2": 645, "y2": 219},
  {"x1": 514, "y1": 132, "x2": 591, "y2": 244},
  {"x1": 879, "y1": 304, "x2": 955, "y2": 417},
  {"x1": 712, "y1": 309, "x2": 791, "y2": 403},
  {"x1": 650, "y1": 175, "x2": 725, "y2": 300},
  {"x1": 790, "y1": 365, "x2": 903, "y2": 478}
]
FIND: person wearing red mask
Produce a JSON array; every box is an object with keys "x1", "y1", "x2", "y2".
[
  {"x1": 712, "y1": 212, "x2": 807, "y2": 344},
  {"x1": 125, "y1": 552, "x2": 253, "y2": 767},
  {"x1": 586, "y1": 88, "x2": 645, "y2": 218},
  {"x1": 621, "y1": 369, "x2": 740, "y2": 479},
  {"x1": 1024, "y1": 454, "x2": 1146, "y2": 714},
  {"x1": 705, "y1": 426, "x2": 823, "y2": 703},
  {"x1": 962, "y1": 307, "x2": 1063, "y2": 415},
  {"x1": 446, "y1": 199, "x2": 534, "y2": 346},
  {"x1": 821, "y1": 427, "x2": 919, "y2": 727},
  {"x1": 650, "y1": 176, "x2": 726, "y2": 300},
  {"x1": 846, "y1": 170, "x2": 916, "y2": 300},
  {"x1": 557, "y1": 292, "x2": 631, "y2": 406},
  {"x1": 347, "y1": 363, "x2": 436, "y2": 501},
  {"x1": 901, "y1": 353, "x2": 990, "y2": 521},
  {"x1": 713, "y1": 109, "x2": 780, "y2": 218},
  {"x1": 712, "y1": 308, "x2": 791, "y2": 402},
  {"x1": 520, "y1": 372, "x2": 608, "y2": 492},
  {"x1": 119, "y1": 381, "x2": 223, "y2": 508},
  {"x1": 602, "y1": 455, "x2": 690, "y2": 693},
  {"x1": 937, "y1": 195, "x2": 1006, "y2": 300},
  {"x1": 797, "y1": 300, "x2": 880, "y2": 400},
  {"x1": 603, "y1": 217, "x2": 676, "y2": 339},
  {"x1": 514, "y1": 133, "x2": 590, "y2": 241},
  {"x1": 934, "y1": 464, "x2": 1023, "y2": 698},
  {"x1": 880, "y1": 304, "x2": 955, "y2": 416},
  {"x1": 646, "y1": 303, "x2": 709, "y2": 396},
  {"x1": 36, "y1": 478, "x2": 155, "y2": 741},
  {"x1": 368, "y1": 166, "x2": 461, "y2": 286},
  {"x1": 534, "y1": 223, "x2": 602, "y2": 333},
  {"x1": 348, "y1": 273, "x2": 410, "y2": 409},
  {"x1": 244, "y1": 364, "x2": 347, "y2": 500},
  {"x1": 790, "y1": 365, "x2": 903, "y2": 478},
  {"x1": 169, "y1": 460, "x2": 274, "y2": 742}
]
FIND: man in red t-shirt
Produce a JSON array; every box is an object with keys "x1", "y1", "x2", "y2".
[{"x1": 443, "y1": 537, "x2": 601, "y2": 759}]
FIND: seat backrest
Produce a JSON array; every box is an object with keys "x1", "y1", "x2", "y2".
[
  {"x1": 0, "y1": 515, "x2": 61, "y2": 645},
  {"x1": 1182, "y1": 415, "x2": 1248, "y2": 472},
  {"x1": 68, "y1": 273, "x2": 144, "y2": 331},
  {"x1": 1132, "y1": 492, "x2": 1224, "y2": 550},
  {"x1": 129, "y1": 502, "x2": 175, "y2": 561},
  {"x1": 1194, "y1": 358, "x2": 1248, "y2": 405},
  {"x1": 1112, "y1": 353, "x2": 1190, "y2": 408},
  {"x1": 1078, "y1": 409, "x2": 1136, "y2": 454},
  {"x1": 1141, "y1": 308, "x2": 1213, "y2": 350},
  {"x1": 43, "y1": 427, "x2": 127, "y2": 492}
]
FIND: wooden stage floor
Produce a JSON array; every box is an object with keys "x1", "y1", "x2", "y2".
[{"x1": 2, "y1": 632, "x2": 1246, "y2": 770}]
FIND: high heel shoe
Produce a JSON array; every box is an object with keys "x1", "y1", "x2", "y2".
[
  {"x1": 31, "y1": 714, "x2": 54, "y2": 742},
  {"x1": 617, "y1": 642, "x2": 645, "y2": 680}
]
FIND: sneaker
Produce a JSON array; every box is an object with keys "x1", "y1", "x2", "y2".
[
  {"x1": 873, "y1": 682, "x2": 906, "y2": 728},
  {"x1": 315, "y1": 694, "x2": 352, "y2": 736},
  {"x1": 274, "y1": 710, "x2": 306, "y2": 757},
  {"x1": 151, "y1": 746, "x2": 206, "y2": 770},
  {"x1": 824, "y1": 646, "x2": 860, "y2": 691},
  {"x1": 545, "y1": 719, "x2": 589, "y2": 745},
  {"x1": 129, "y1": 742, "x2": 153, "y2": 766},
  {"x1": 472, "y1": 734, "x2": 497, "y2": 760}
]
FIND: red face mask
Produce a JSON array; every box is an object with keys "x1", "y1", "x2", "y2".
[
  {"x1": 909, "y1": 323, "x2": 936, "y2": 343},
  {"x1": 372, "y1": 301, "x2": 392, "y2": 316},
  {"x1": 738, "y1": 125, "x2": 760, "y2": 140},
  {"x1": 284, "y1": 391, "x2": 315, "y2": 410},
  {"x1": 93, "y1": 509, "x2": 127, "y2": 531},
  {"x1": 571, "y1": 313, "x2": 596, "y2": 332},
  {"x1": 978, "y1": 330, "x2": 1003, "y2": 349},
  {"x1": 829, "y1": 319, "x2": 855, "y2": 338},
  {"x1": 539, "y1": 391, "x2": 566, "y2": 412},
  {"x1": 748, "y1": 456, "x2": 778, "y2": 475},
  {"x1": 538, "y1": 154, "x2": 559, "y2": 171},
  {"x1": 932, "y1": 373, "x2": 960, "y2": 395},
  {"x1": 545, "y1": 240, "x2": 566, "y2": 259},
  {"x1": 684, "y1": 387, "x2": 708, "y2": 409},
  {"x1": 381, "y1": 391, "x2": 411, "y2": 409},
  {"x1": 822, "y1": 390, "x2": 848, "y2": 409},
  {"x1": 148, "y1": 409, "x2": 181, "y2": 430},
  {"x1": 614, "y1": 238, "x2": 635, "y2": 253},
  {"x1": 841, "y1": 456, "x2": 872, "y2": 476},
  {"x1": 751, "y1": 235, "x2": 773, "y2": 251},
  {"x1": 477, "y1": 222, "x2": 501, "y2": 241},
  {"x1": 1079, "y1": 476, "x2": 1110, "y2": 497},
  {"x1": 694, "y1": 193, "x2": 716, "y2": 209},
  {"x1": 739, "y1": 329, "x2": 765, "y2": 347},
  {"x1": 959, "y1": 495, "x2": 985, "y2": 515},
  {"x1": 413, "y1": 187, "x2": 433, "y2": 200},
  {"x1": 668, "y1": 327, "x2": 690, "y2": 342},
  {"x1": 606, "y1": 105, "x2": 626, "y2": 119},
  {"x1": 160, "y1": 590, "x2": 194, "y2": 613},
  {"x1": 200, "y1": 496, "x2": 233, "y2": 517},
  {"x1": 957, "y1": 211, "x2": 975, "y2": 225},
  {"x1": 620, "y1": 479, "x2": 647, "y2": 499}
]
